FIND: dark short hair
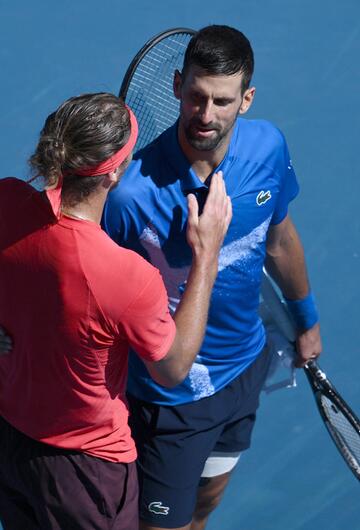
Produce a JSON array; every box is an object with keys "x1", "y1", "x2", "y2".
[
  {"x1": 182, "y1": 25, "x2": 254, "y2": 93},
  {"x1": 29, "y1": 93, "x2": 130, "y2": 206}
]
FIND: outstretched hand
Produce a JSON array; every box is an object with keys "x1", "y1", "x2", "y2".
[{"x1": 186, "y1": 171, "x2": 232, "y2": 273}]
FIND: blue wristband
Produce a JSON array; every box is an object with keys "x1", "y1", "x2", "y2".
[{"x1": 285, "y1": 292, "x2": 319, "y2": 330}]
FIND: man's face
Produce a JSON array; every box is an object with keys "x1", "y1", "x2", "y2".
[{"x1": 174, "y1": 65, "x2": 253, "y2": 152}]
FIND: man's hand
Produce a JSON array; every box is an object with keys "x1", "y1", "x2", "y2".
[
  {"x1": 295, "y1": 323, "x2": 322, "y2": 367},
  {"x1": 186, "y1": 171, "x2": 232, "y2": 277},
  {"x1": 0, "y1": 326, "x2": 12, "y2": 355},
  {"x1": 144, "y1": 171, "x2": 232, "y2": 388}
]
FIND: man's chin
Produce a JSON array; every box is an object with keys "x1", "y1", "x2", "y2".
[{"x1": 187, "y1": 137, "x2": 222, "y2": 151}]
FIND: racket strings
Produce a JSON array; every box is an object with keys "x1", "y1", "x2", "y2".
[
  {"x1": 321, "y1": 394, "x2": 360, "y2": 475},
  {"x1": 124, "y1": 32, "x2": 193, "y2": 150}
]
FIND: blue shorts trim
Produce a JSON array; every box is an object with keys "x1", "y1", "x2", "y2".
[{"x1": 127, "y1": 345, "x2": 271, "y2": 528}]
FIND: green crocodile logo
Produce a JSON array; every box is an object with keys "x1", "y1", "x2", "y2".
[
  {"x1": 148, "y1": 501, "x2": 170, "y2": 515},
  {"x1": 256, "y1": 190, "x2": 272, "y2": 205}
]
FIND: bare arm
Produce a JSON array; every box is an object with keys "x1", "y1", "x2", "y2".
[
  {"x1": 265, "y1": 214, "x2": 322, "y2": 367},
  {"x1": 144, "y1": 171, "x2": 232, "y2": 387}
]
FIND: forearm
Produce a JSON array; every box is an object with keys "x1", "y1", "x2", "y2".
[
  {"x1": 172, "y1": 258, "x2": 217, "y2": 371},
  {"x1": 265, "y1": 215, "x2": 322, "y2": 364},
  {"x1": 144, "y1": 258, "x2": 217, "y2": 388}
]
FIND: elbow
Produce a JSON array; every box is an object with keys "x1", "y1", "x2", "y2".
[
  {"x1": 145, "y1": 336, "x2": 196, "y2": 388},
  {"x1": 147, "y1": 360, "x2": 190, "y2": 389},
  {"x1": 156, "y1": 378, "x2": 180, "y2": 389},
  {"x1": 153, "y1": 367, "x2": 188, "y2": 389},
  {"x1": 168, "y1": 370, "x2": 189, "y2": 388}
]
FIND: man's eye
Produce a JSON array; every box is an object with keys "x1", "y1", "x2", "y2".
[{"x1": 214, "y1": 99, "x2": 231, "y2": 106}]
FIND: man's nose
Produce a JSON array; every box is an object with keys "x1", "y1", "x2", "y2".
[{"x1": 198, "y1": 101, "x2": 213, "y2": 124}]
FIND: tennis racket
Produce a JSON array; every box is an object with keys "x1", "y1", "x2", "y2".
[
  {"x1": 119, "y1": 27, "x2": 195, "y2": 151},
  {"x1": 261, "y1": 270, "x2": 360, "y2": 481}
]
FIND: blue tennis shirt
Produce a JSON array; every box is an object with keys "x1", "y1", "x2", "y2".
[{"x1": 103, "y1": 117, "x2": 299, "y2": 405}]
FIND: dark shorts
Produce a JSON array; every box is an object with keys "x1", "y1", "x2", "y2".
[
  {"x1": 128, "y1": 345, "x2": 271, "y2": 528},
  {"x1": 0, "y1": 416, "x2": 138, "y2": 530}
]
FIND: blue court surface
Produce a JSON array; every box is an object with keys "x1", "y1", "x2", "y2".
[{"x1": 1, "y1": 1, "x2": 359, "y2": 528}]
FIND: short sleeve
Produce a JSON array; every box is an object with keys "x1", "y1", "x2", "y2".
[
  {"x1": 271, "y1": 133, "x2": 300, "y2": 225},
  {"x1": 119, "y1": 269, "x2": 176, "y2": 362}
]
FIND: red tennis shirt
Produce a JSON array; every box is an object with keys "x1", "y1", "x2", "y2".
[{"x1": 0, "y1": 178, "x2": 175, "y2": 462}]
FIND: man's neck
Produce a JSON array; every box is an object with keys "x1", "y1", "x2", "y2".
[
  {"x1": 62, "y1": 187, "x2": 108, "y2": 225},
  {"x1": 177, "y1": 127, "x2": 232, "y2": 183},
  {"x1": 190, "y1": 158, "x2": 222, "y2": 183}
]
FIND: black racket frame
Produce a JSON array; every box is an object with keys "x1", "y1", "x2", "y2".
[
  {"x1": 119, "y1": 27, "x2": 196, "y2": 99},
  {"x1": 304, "y1": 360, "x2": 360, "y2": 480}
]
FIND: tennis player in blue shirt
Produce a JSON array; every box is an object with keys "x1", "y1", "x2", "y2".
[{"x1": 103, "y1": 25, "x2": 322, "y2": 530}]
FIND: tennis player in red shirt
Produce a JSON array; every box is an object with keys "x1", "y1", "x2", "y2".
[{"x1": 0, "y1": 92, "x2": 232, "y2": 530}]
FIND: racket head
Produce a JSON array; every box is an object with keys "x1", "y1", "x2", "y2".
[
  {"x1": 261, "y1": 273, "x2": 360, "y2": 480},
  {"x1": 304, "y1": 361, "x2": 360, "y2": 480},
  {"x1": 119, "y1": 28, "x2": 195, "y2": 151}
]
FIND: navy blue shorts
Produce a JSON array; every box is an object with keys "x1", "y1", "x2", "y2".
[
  {"x1": 128, "y1": 345, "x2": 270, "y2": 528},
  {"x1": 0, "y1": 416, "x2": 139, "y2": 530}
]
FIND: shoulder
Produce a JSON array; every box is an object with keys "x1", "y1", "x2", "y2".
[
  {"x1": 81, "y1": 228, "x2": 163, "y2": 313},
  {"x1": 235, "y1": 118, "x2": 286, "y2": 148},
  {"x1": 231, "y1": 118, "x2": 290, "y2": 167},
  {"x1": 0, "y1": 177, "x2": 53, "y2": 226},
  {"x1": 79, "y1": 226, "x2": 160, "y2": 287},
  {"x1": 112, "y1": 242, "x2": 158, "y2": 282},
  {"x1": 133, "y1": 123, "x2": 173, "y2": 163},
  {"x1": 67, "y1": 224, "x2": 166, "y2": 325},
  {"x1": 0, "y1": 177, "x2": 35, "y2": 199}
]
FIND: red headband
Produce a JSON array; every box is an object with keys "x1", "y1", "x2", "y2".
[
  {"x1": 74, "y1": 107, "x2": 138, "y2": 176},
  {"x1": 46, "y1": 105, "x2": 138, "y2": 219}
]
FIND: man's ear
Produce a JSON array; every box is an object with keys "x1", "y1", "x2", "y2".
[
  {"x1": 173, "y1": 69, "x2": 182, "y2": 100},
  {"x1": 239, "y1": 86, "x2": 256, "y2": 115},
  {"x1": 109, "y1": 169, "x2": 119, "y2": 182},
  {"x1": 102, "y1": 169, "x2": 118, "y2": 190}
]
